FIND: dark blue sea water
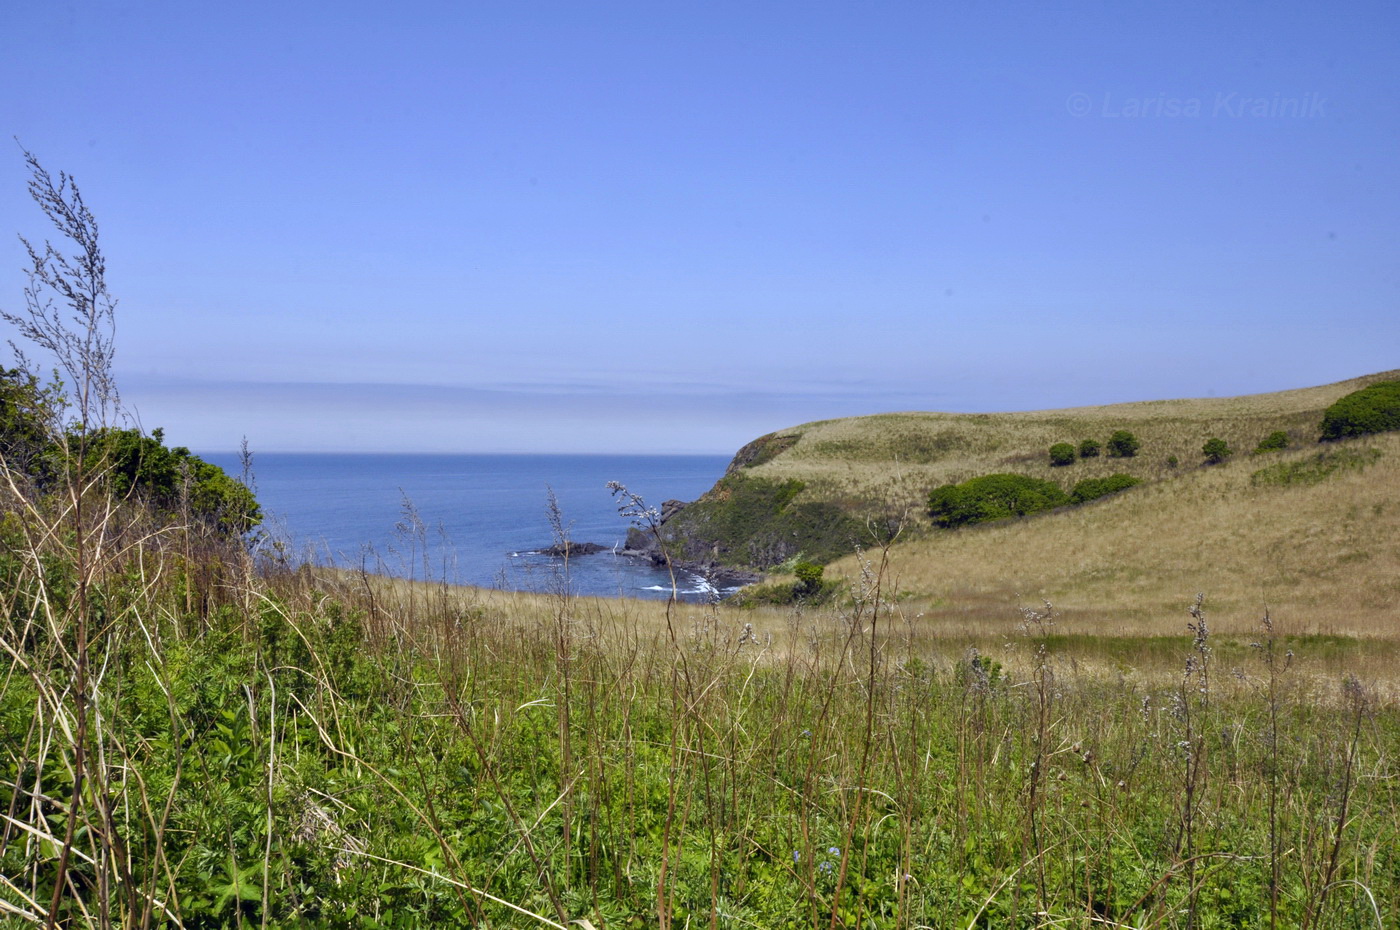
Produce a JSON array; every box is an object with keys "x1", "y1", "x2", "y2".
[{"x1": 201, "y1": 453, "x2": 731, "y2": 601}]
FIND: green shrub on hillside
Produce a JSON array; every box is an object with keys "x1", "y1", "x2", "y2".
[
  {"x1": 1069, "y1": 473, "x2": 1142, "y2": 504},
  {"x1": 1106, "y1": 430, "x2": 1140, "y2": 458},
  {"x1": 927, "y1": 473, "x2": 1068, "y2": 528},
  {"x1": 1319, "y1": 380, "x2": 1400, "y2": 441},
  {"x1": 1049, "y1": 442, "x2": 1076, "y2": 467},
  {"x1": 1254, "y1": 430, "x2": 1290, "y2": 454},
  {"x1": 1078, "y1": 438, "x2": 1101, "y2": 458},
  {"x1": 1202, "y1": 437, "x2": 1233, "y2": 465}
]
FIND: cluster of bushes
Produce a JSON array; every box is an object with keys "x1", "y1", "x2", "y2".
[
  {"x1": 1047, "y1": 430, "x2": 1139, "y2": 466},
  {"x1": 927, "y1": 472, "x2": 1140, "y2": 528}
]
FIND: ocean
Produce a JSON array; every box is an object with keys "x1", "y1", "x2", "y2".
[{"x1": 201, "y1": 452, "x2": 733, "y2": 601}]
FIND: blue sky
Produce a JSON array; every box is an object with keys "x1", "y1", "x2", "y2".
[{"x1": 2, "y1": 1, "x2": 1396, "y2": 453}]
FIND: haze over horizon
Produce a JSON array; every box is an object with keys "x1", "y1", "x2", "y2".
[{"x1": 2, "y1": 1, "x2": 1396, "y2": 454}]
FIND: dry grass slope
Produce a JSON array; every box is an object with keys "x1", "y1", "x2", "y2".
[
  {"x1": 699, "y1": 371, "x2": 1400, "y2": 687},
  {"x1": 739, "y1": 369, "x2": 1400, "y2": 515}
]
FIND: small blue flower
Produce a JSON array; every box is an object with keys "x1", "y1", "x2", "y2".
[
  {"x1": 828, "y1": 846, "x2": 841, "y2": 857},
  {"x1": 792, "y1": 850, "x2": 800, "y2": 863},
  {"x1": 818, "y1": 860, "x2": 834, "y2": 873},
  {"x1": 800, "y1": 729, "x2": 812, "y2": 738}
]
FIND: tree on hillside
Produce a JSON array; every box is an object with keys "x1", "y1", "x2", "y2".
[
  {"x1": 1202, "y1": 437, "x2": 1233, "y2": 464},
  {"x1": 1049, "y1": 442, "x2": 1076, "y2": 466}
]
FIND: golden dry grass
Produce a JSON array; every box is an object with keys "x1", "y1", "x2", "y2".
[
  {"x1": 742, "y1": 368, "x2": 1400, "y2": 514},
  {"x1": 829, "y1": 430, "x2": 1399, "y2": 632}
]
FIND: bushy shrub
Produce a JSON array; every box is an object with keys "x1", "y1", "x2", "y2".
[
  {"x1": 1078, "y1": 438, "x2": 1101, "y2": 458},
  {"x1": 927, "y1": 473, "x2": 1068, "y2": 528},
  {"x1": 1319, "y1": 381, "x2": 1400, "y2": 441},
  {"x1": 1049, "y1": 442, "x2": 1076, "y2": 467},
  {"x1": 1253, "y1": 430, "x2": 1290, "y2": 454},
  {"x1": 1106, "y1": 430, "x2": 1140, "y2": 458},
  {"x1": 1202, "y1": 437, "x2": 1233, "y2": 464},
  {"x1": 793, "y1": 561, "x2": 824, "y2": 596},
  {"x1": 87, "y1": 428, "x2": 262, "y2": 535},
  {"x1": 1070, "y1": 473, "x2": 1142, "y2": 504}
]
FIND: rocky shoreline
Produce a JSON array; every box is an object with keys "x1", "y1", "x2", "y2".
[{"x1": 531, "y1": 540, "x2": 762, "y2": 593}]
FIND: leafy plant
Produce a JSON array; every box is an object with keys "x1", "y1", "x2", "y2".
[
  {"x1": 793, "y1": 560, "x2": 824, "y2": 595},
  {"x1": 1078, "y1": 438, "x2": 1101, "y2": 459},
  {"x1": 1106, "y1": 430, "x2": 1140, "y2": 458},
  {"x1": 1319, "y1": 380, "x2": 1400, "y2": 441},
  {"x1": 1202, "y1": 437, "x2": 1233, "y2": 464},
  {"x1": 1254, "y1": 430, "x2": 1290, "y2": 454},
  {"x1": 1048, "y1": 442, "x2": 1076, "y2": 467}
]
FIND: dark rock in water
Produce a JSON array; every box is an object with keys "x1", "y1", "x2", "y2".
[{"x1": 535, "y1": 541, "x2": 609, "y2": 558}]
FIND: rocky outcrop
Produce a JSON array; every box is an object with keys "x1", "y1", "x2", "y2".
[{"x1": 533, "y1": 541, "x2": 609, "y2": 557}]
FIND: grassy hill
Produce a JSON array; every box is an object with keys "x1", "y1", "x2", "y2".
[
  {"x1": 660, "y1": 371, "x2": 1400, "y2": 634},
  {"x1": 725, "y1": 369, "x2": 1399, "y2": 517}
]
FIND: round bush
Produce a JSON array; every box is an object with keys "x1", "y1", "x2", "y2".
[
  {"x1": 1078, "y1": 438, "x2": 1101, "y2": 458},
  {"x1": 1202, "y1": 437, "x2": 1233, "y2": 464},
  {"x1": 1106, "y1": 430, "x2": 1140, "y2": 458},
  {"x1": 1253, "y1": 430, "x2": 1289, "y2": 454},
  {"x1": 1319, "y1": 381, "x2": 1400, "y2": 441},
  {"x1": 1049, "y1": 442, "x2": 1076, "y2": 467},
  {"x1": 927, "y1": 473, "x2": 1068, "y2": 528}
]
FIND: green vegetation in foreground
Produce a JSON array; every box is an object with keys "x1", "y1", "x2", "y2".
[{"x1": 5, "y1": 559, "x2": 1397, "y2": 928}]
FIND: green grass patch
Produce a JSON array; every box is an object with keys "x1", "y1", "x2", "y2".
[{"x1": 1251, "y1": 446, "x2": 1382, "y2": 487}]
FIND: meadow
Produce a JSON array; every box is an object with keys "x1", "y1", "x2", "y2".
[{"x1": 2, "y1": 464, "x2": 1397, "y2": 927}]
